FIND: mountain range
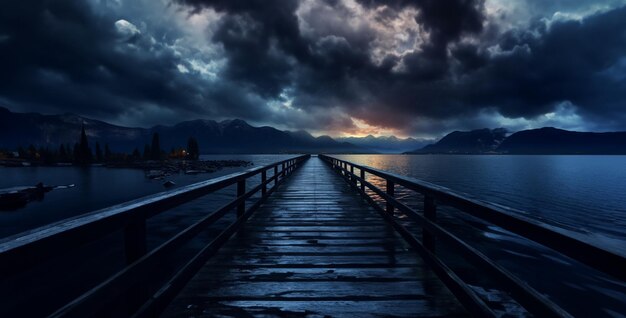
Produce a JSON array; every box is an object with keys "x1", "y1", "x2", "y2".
[
  {"x1": 407, "y1": 127, "x2": 626, "y2": 154},
  {"x1": 0, "y1": 107, "x2": 365, "y2": 154},
  {"x1": 2, "y1": 107, "x2": 625, "y2": 154},
  {"x1": 411, "y1": 128, "x2": 507, "y2": 154},
  {"x1": 336, "y1": 135, "x2": 432, "y2": 153}
]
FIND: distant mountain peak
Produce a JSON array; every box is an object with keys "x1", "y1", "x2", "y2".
[
  {"x1": 410, "y1": 128, "x2": 507, "y2": 154},
  {"x1": 406, "y1": 127, "x2": 626, "y2": 154},
  {"x1": 336, "y1": 134, "x2": 433, "y2": 153},
  {"x1": 289, "y1": 130, "x2": 315, "y2": 140},
  {"x1": 59, "y1": 113, "x2": 88, "y2": 125},
  {"x1": 220, "y1": 118, "x2": 251, "y2": 128},
  {"x1": 316, "y1": 135, "x2": 334, "y2": 141}
]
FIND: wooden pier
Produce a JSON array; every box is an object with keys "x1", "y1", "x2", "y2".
[
  {"x1": 162, "y1": 156, "x2": 465, "y2": 317},
  {"x1": 0, "y1": 155, "x2": 624, "y2": 317}
]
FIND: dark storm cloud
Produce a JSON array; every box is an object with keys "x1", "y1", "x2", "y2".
[
  {"x1": 0, "y1": 0, "x2": 268, "y2": 126},
  {"x1": 175, "y1": 0, "x2": 310, "y2": 98},
  {"x1": 1, "y1": 0, "x2": 625, "y2": 135},
  {"x1": 358, "y1": 0, "x2": 485, "y2": 54},
  {"x1": 174, "y1": 0, "x2": 626, "y2": 134},
  {"x1": 463, "y1": 6, "x2": 626, "y2": 123}
]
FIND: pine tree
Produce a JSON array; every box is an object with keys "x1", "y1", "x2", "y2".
[
  {"x1": 150, "y1": 133, "x2": 161, "y2": 160},
  {"x1": 104, "y1": 143, "x2": 112, "y2": 161},
  {"x1": 28, "y1": 144, "x2": 37, "y2": 159},
  {"x1": 73, "y1": 143, "x2": 80, "y2": 163},
  {"x1": 187, "y1": 137, "x2": 200, "y2": 160},
  {"x1": 132, "y1": 147, "x2": 141, "y2": 159},
  {"x1": 143, "y1": 144, "x2": 151, "y2": 160},
  {"x1": 76, "y1": 124, "x2": 93, "y2": 165},
  {"x1": 95, "y1": 142, "x2": 103, "y2": 162},
  {"x1": 59, "y1": 144, "x2": 68, "y2": 161}
]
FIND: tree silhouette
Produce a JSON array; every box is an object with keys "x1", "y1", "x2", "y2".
[
  {"x1": 132, "y1": 147, "x2": 141, "y2": 159},
  {"x1": 75, "y1": 124, "x2": 93, "y2": 165},
  {"x1": 143, "y1": 144, "x2": 151, "y2": 160},
  {"x1": 150, "y1": 133, "x2": 161, "y2": 160},
  {"x1": 73, "y1": 142, "x2": 80, "y2": 163},
  {"x1": 187, "y1": 137, "x2": 200, "y2": 160},
  {"x1": 59, "y1": 144, "x2": 68, "y2": 161},
  {"x1": 28, "y1": 144, "x2": 37, "y2": 159},
  {"x1": 104, "y1": 143, "x2": 112, "y2": 161},
  {"x1": 95, "y1": 142, "x2": 103, "y2": 162}
]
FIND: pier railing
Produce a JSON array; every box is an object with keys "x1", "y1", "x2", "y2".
[
  {"x1": 0, "y1": 154, "x2": 310, "y2": 317},
  {"x1": 320, "y1": 154, "x2": 626, "y2": 318}
]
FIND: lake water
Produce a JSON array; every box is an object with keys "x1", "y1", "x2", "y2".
[
  {"x1": 335, "y1": 154, "x2": 626, "y2": 254},
  {"x1": 335, "y1": 154, "x2": 626, "y2": 317},
  {"x1": 1, "y1": 154, "x2": 625, "y2": 316},
  {"x1": 0, "y1": 154, "x2": 295, "y2": 238}
]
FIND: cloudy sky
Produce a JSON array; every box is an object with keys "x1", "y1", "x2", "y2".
[{"x1": 1, "y1": 0, "x2": 625, "y2": 138}]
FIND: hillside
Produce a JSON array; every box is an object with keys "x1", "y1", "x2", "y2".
[{"x1": 0, "y1": 107, "x2": 366, "y2": 154}]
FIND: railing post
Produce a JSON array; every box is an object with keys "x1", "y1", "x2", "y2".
[
  {"x1": 386, "y1": 180, "x2": 394, "y2": 215},
  {"x1": 237, "y1": 179, "x2": 246, "y2": 218},
  {"x1": 124, "y1": 219, "x2": 147, "y2": 265},
  {"x1": 261, "y1": 170, "x2": 267, "y2": 197},
  {"x1": 423, "y1": 196, "x2": 436, "y2": 252},
  {"x1": 274, "y1": 165, "x2": 278, "y2": 186},
  {"x1": 350, "y1": 165, "x2": 355, "y2": 184},
  {"x1": 360, "y1": 169, "x2": 365, "y2": 191},
  {"x1": 282, "y1": 162, "x2": 286, "y2": 178}
]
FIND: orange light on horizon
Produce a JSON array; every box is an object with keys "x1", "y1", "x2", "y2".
[{"x1": 336, "y1": 118, "x2": 407, "y2": 138}]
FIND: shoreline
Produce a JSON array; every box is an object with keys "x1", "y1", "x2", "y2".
[{"x1": 0, "y1": 158, "x2": 253, "y2": 177}]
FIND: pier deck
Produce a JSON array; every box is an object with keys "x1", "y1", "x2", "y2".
[{"x1": 163, "y1": 157, "x2": 465, "y2": 317}]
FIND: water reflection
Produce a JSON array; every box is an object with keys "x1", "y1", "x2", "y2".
[
  {"x1": 336, "y1": 154, "x2": 626, "y2": 317},
  {"x1": 337, "y1": 154, "x2": 626, "y2": 251},
  {"x1": 0, "y1": 155, "x2": 296, "y2": 238}
]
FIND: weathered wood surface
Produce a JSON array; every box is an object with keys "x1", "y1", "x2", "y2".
[{"x1": 163, "y1": 157, "x2": 466, "y2": 317}]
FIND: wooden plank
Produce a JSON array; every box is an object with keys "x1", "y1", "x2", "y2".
[
  {"x1": 185, "y1": 267, "x2": 429, "y2": 282},
  {"x1": 175, "y1": 300, "x2": 462, "y2": 318}
]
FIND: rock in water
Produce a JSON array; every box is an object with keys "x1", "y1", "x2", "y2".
[{"x1": 163, "y1": 180, "x2": 176, "y2": 188}]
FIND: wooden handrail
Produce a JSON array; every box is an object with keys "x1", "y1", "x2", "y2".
[
  {"x1": 0, "y1": 155, "x2": 310, "y2": 317},
  {"x1": 320, "y1": 155, "x2": 625, "y2": 317},
  {"x1": 319, "y1": 155, "x2": 625, "y2": 279}
]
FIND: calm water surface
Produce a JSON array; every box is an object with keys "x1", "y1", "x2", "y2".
[
  {"x1": 336, "y1": 154, "x2": 626, "y2": 317},
  {"x1": 1, "y1": 154, "x2": 625, "y2": 317},
  {"x1": 336, "y1": 154, "x2": 626, "y2": 254},
  {"x1": 0, "y1": 154, "x2": 294, "y2": 238}
]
